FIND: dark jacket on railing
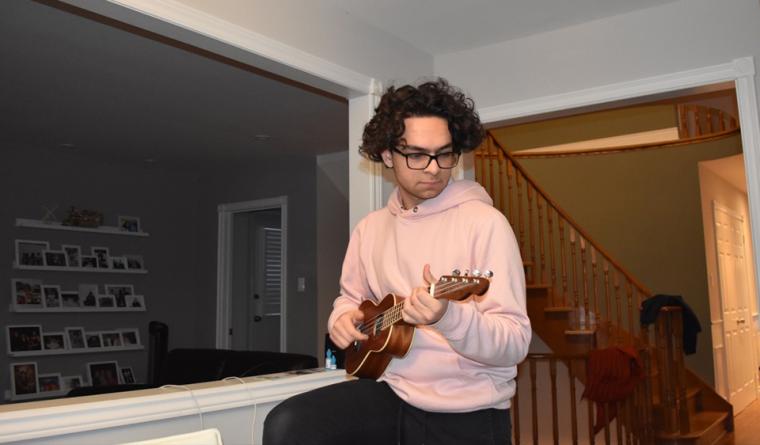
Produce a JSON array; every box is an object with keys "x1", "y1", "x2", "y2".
[{"x1": 640, "y1": 294, "x2": 702, "y2": 354}]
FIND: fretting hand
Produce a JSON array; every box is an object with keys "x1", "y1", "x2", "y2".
[
  {"x1": 330, "y1": 309, "x2": 369, "y2": 349},
  {"x1": 402, "y1": 264, "x2": 449, "y2": 325}
]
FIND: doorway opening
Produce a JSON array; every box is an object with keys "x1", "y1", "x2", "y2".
[{"x1": 216, "y1": 197, "x2": 288, "y2": 351}]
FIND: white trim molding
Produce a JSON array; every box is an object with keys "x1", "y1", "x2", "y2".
[
  {"x1": 216, "y1": 196, "x2": 288, "y2": 351},
  {"x1": 478, "y1": 56, "x2": 760, "y2": 322},
  {"x1": 99, "y1": 0, "x2": 374, "y2": 95}
]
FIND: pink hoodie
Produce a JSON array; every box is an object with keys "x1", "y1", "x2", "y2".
[{"x1": 328, "y1": 179, "x2": 531, "y2": 413}]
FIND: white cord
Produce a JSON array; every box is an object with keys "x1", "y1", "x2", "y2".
[
  {"x1": 222, "y1": 376, "x2": 258, "y2": 443},
  {"x1": 160, "y1": 384, "x2": 204, "y2": 431}
]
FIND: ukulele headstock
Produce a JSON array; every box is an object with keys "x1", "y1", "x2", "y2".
[{"x1": 434, "y1": 268, "x2": 492, "y2": 301}]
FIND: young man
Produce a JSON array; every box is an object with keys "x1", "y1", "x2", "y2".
[{"x1": 263, "y1": 79, "x2": 530, "y2": 444}]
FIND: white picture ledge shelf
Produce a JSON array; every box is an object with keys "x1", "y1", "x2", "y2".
[
  {"x1": 15, "y1": 218, "x2": 150, "y2": 237},
  {"x1": 13, "y1": 263, "x2": 148, "y2": 274},
  {"x1": 9, "y1": 345, "x2": 144, "y2": 358},
  {"x1": 8, "y1": 388, "x2": 70, "y2": 402},
  {"x1": 10, "y1": 306, "x2": 146, "y2": 313}
]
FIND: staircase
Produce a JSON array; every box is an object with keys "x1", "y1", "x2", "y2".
[{"x1": 475, "y1": 134, "x2": 734, "y2": 444}]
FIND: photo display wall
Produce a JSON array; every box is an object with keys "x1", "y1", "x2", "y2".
[{"x1": 6, "y1": 216, "x2": 149, "y2": 401}]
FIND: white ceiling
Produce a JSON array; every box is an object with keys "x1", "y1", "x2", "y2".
[
  {"x1": 1, "y1": 0, "x2": 681, "y2": 172},
  {"x1": 323, "y1": 0, "x2": 680, "y2": 54}
]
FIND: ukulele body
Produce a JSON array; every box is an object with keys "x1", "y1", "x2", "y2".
[{"x1": 344, "y1": 293, "x2": 414, "y2": 379}]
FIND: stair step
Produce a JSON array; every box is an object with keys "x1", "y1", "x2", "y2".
[{"x1": 656, "y1": 411, "x2": 729, "y2": 445}]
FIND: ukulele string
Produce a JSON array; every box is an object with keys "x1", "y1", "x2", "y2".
[{"x1": 356, "y1": 281, "x2": 469, "y2": 335}]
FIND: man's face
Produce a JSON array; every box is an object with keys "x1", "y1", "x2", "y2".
[{"x1": 382, "y1": 116, "x2": 454, "y2": 208}]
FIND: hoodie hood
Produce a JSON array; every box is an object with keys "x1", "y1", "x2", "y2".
[{"x1": 387, "y1": 179, "x2": 493, "y2": 220}]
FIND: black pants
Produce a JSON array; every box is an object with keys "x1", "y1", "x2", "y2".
[{"x1": 262, "y1": 379, "x2": 511, "y2": 445}]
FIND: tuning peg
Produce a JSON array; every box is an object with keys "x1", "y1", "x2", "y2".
[
  {"x1": 484, "y1": 270, "x2": 494, "y2": 278},
  {"x1": 452, "y1": 269, "x2": 461, "y2": 276},
  {"x1": 472, "y1": 269, "x2": 481, "y2": 277},
  {"x1": 463, "y1": 269, "x2": 470, "y2": 276}
]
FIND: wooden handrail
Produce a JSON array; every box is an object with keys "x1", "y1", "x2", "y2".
[{"x1": 481, "y1": 134, "x2": 652, "y2": 298}]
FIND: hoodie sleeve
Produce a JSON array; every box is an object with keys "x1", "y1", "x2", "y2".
[
  {"x1": 327, "y1": 219, "x2": 371, "y2": 333},
  {"x1": 431, "y1": 207, "x2": 531, "y2": 367}
]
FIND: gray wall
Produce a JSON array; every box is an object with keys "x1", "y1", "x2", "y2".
[
  {"x1": 316, "y1": 152, "x2": 349, "y2": 364},
  {"x1": 193, "y1": 156, "x2": 319, "y2": 356},
  {"x1": 0, "y1": 144, "x2": 200, "y2": 392},
  {"x1": 1, "y1": 142, "x2": 348, "y2": 401}
]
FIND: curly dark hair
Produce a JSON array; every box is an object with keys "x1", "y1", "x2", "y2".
[{"x1": 359, "y1": 78, "x2": 485, "y2": 162}]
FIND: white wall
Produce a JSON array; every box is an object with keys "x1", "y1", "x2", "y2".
[{"x1": 435, "y1": 0, "x2": 760, "y2": 110}]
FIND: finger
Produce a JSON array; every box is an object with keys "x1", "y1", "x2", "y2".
[{"x1": 422, "y1": 264, "x2": 437, "y2": 286}]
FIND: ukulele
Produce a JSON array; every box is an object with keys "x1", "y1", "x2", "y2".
[{"x1": 344, "y1": 270, "x2": 491, "y2": 379}]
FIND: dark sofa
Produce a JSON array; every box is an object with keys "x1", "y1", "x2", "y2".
[
  {"x1": 157, "y1": 348, "x2": 318, "y2": 385},
  {"x1": 68, "y1": 322, "x2": 317, "y2": 397}
]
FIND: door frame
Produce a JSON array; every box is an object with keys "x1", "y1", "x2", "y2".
[
  {"x1": 477, "y1": 57, "x2": 760, "y2": 387},
  {"x1": 216, "y1": 196, "x2": 288, "y2": 351}
]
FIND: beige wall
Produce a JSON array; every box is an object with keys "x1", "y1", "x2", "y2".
[{"x1": 499, "y1": 134, "x2": 744, "y2": 384}]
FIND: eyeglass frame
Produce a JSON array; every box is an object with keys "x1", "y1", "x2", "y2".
[{"x1": 390, "y1": 146, "x2": 460, "y2": 170}]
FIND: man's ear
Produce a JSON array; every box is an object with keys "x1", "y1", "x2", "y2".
[{"x1": 381, "y1": 149, "x2": 393, "y2": 168}]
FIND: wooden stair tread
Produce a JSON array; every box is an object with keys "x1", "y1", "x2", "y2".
[{"x1": 656, "y1": 411, "x2": 728, "y2": 440}]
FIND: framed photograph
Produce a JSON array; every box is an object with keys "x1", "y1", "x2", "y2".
[
  {"x1": 42, "y1": 332, "x2": 66, "y2": 350},
  {"x1": 105, "y1": 284, "x2": 134, "y2": 308},
  {"x1": 125, "y1": 295, "x2": 146, "y2": 309},
  {"x1": 118, "y1": 216, "x2": 141, "y2": 233},
  {"x1": 60, "y1": 291, "x2": 81, "y2": 308},
  {"x1": 11, "y1": 362, "x2": 38, "y2": 396},
  {"x1": 38, "y1": 373, "x2": 62, "y2": 393},
  {"x1": 78, "y1": 284, "x2": 99, "y2": 306},
  {"x1": 110, "y1": 256, "x2": 127, "y2": 270},
  {"x1": 97, "y1": 294, "x2": 116, "y2": 308},
  {"x1": 91, "y1": 247, "x2": 110, "y2": 269},
  {"x1": 65, "y1": 327, "x2": 86, "y2": 349},
  {"x1": 12, "y1": 278, "x2": 44, "y2": 308},
  {"x1": 87, "y1": 361, "x2": 120, "y2": 387},
  {"x1": 81, "y1": 290, "x2": 97, "y2": 307},
  {"x1": 81, "y1": 255, "x2": 98, "y2": 269},
  {"x1": 43, "y1": 285, "x2": 62, "y2": 309},
  {"x1": 43, "y1": 250, "x2": 67, "y2": 267},
  {"x1": 120, "y1": 329, "x2": 140, "y2": 346},
  {"x1": 124, "y1": 254, "x2": 144, "y2": 270},
  {"x1": 85, "y1": 332, "x2": 102, "y2": 349},
  {"x1": 120, "y1": 367, "x2": 136, "y2": 384},
  {"x1": 100, "y1": 331, "x2": 122, "y2": 347},
  {"x1": 15, "y1": 240, "x2": 49, "y2": 266},
  {"x1": 62, "y1": 375, "x2": 83, "y2": 392},
  {"x1": 7, "y1": 325, "x2": 43, "y2": 353},
  {"x1": 62, "y1": 245, "x2": 81, "y2": 268}
]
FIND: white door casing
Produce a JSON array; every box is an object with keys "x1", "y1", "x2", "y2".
[{"x1": 217, "y1": 196, "x2": 288, "y2": 351}]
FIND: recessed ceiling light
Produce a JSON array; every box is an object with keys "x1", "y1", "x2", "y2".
[{"x1": 254, "y1": 134, "x2": 271, "y2": 141}]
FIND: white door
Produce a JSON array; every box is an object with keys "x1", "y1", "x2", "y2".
[{"x1": 713, "y1": 202, "x2": 757, "y2": 413}]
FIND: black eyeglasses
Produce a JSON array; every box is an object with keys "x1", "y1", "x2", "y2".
[{"x1": 391, "y1": 147, "x2": 460, "y2": 170}]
